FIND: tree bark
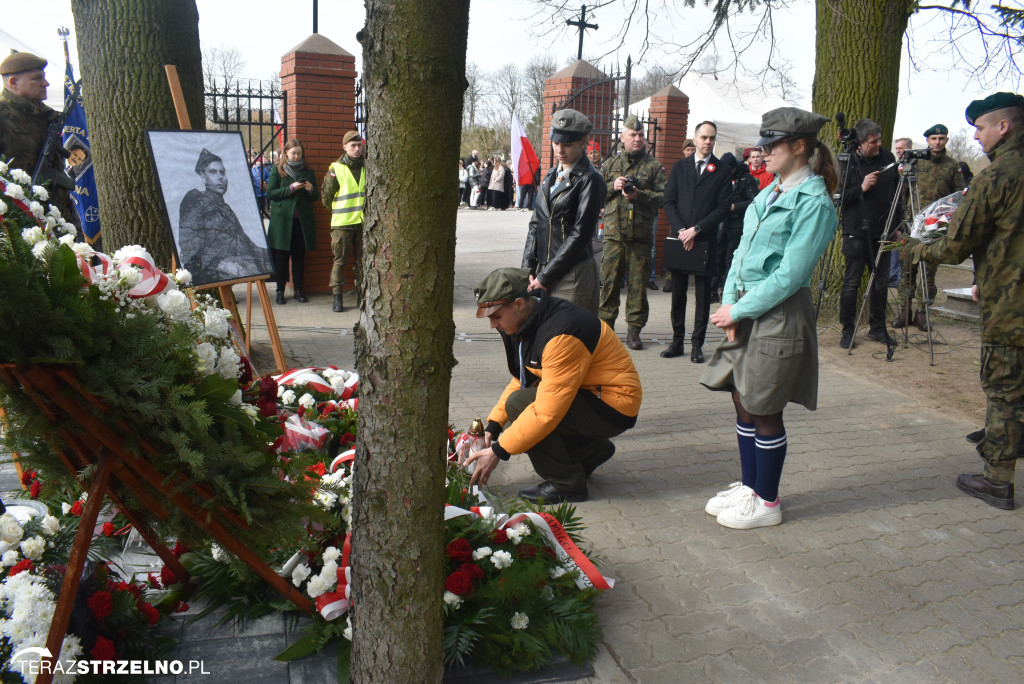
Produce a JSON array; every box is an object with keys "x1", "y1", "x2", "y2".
[
  {"x1": 71, "y1": 0, "x2": 205, "y2": 267},
  {"x1": 351, "y1": 1, "x2": 469, "y2": 681},
  {"x1": 811, "y1": 0, "x2": 912, "y2": 315}
]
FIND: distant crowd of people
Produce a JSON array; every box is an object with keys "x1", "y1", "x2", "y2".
[{"x1": 458, "y1": 150, "x2": 539, "y2": 211}]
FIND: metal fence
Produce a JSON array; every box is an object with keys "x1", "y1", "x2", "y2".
[{"x1": 204, "y1": 78, "x2": 287, "y2": 165}]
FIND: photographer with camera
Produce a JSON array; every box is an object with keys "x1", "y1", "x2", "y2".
[
  {"x1": 892, "y1": 124, "x2": 966, "y2": 331},
  {"x1": 838, "y1": 119, "x2": 901, "y2": 349},
  {"x1": 598, "y1": 115, "x2": 667, "y2": 350}
]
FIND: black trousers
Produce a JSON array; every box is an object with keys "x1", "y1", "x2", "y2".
[
  {"x1": 271, "y1": 218, "x2": 307, "y2": 292},
  {"x1": 670, "y1": 267, "x2": 714, "y2": 347},
  {"x1": 712, "y1": 224, "x2": 742, "y2": 293},
  {"x1": 839, "y1": 234, "x2": 890, "y2": 332}
]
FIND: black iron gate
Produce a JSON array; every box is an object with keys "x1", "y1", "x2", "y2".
[{"x1": 204, "y1": 79, "x2": 287, "y2": 163}]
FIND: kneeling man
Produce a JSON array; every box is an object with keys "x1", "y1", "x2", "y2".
[{"x1": 465, "y1": 268, "x2": 643, "y2": 503}]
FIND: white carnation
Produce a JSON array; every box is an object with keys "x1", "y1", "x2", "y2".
[
  {"x1": 472, "y1": 546, "x2": 492, "y2": 560},
  {"x1": 174, "y1": 268, "x2": 192, "y2": 286},
  {"x1": 322, "y1": 546, "x2": 341, "y2": 563},
  {"x1": 71, "y1": 242, "x2": 91, "y2": 256},
  {"x1": 57, "y1": 234, "x2": 75, "y2": 249},
  {"x1": 298, "y1": 393, "x2": 316, "y2": 409},
  {"x1": 61, "y1": 502, "x2": 72, "y2": 515},
  {"x1": 443, "y1": 590, "x2": 463, "y2": 608},
  {"x1": 510, "y1": 611, "x2": 530, "y2": 630},
  {"x1": 1, "y1": 549, "x2": 18, "y2": 566},
  {"x1": 291, "y1": 563, "x2": 311, "y2": 587},
  {"x1": 343, "y1": 616, "x2": 352, "y2": 641},
  {"x1": 4, "y1": 181, "x2": 26, "y2": 200},
  {"x1": 28, "y1": 201, "x2": 44, "y2": 219},
  {"x1": 47, "y1": 203, "x2": 62, "y2": 219},
  {"x1": 39, "y1": 515, "x2": 60, "y2": 537},
  {"x1": 31, "y1": 241, "x2": 49, "y2": 259},
  {"x1": 20, "y1": 535, "x2": 46, "y2": 560},
  {"x1": 305, "y1": 574, "x2": 330, "y2": 598},
  {"x1": 21, "y1": 226, "x2": 44, "y2": 245},
  {"x1": 203, "y1": 308, "x2": 231, "y2": 339},
  {"x1": 0, "y1": 160, "x2": 8, "y2": 173},
  {"x1": 10, "y1": 167, "x2": 31, "y2": 184},
  {"x1": 195, "y1": 342, "x2": 218, "y2": 374},
  {"x1": 490, "y1": 550, "x2": 513, "y2": 569},
  {"x1": 157, "y1": 289, "x2": 192, "y2": 320},
  {"x1": 30, "y1": 185, "x2": 49, "y2": 200},
  {"x1": 215, "y1": 345, "x2": 241, "y2": 379},
  {"x1": 0, "y1": 199, "x2": 6, "y2": 215},
  {"x1": 112, "y1": 244, "x2": 149, "y2": 263},
  {"x1": 281, "y1": 389, "x2": 296, "y2": 405},
  {"x1": 0, "y1": 514, "x2": 24, "y2": 544},
  {"x1": 58, "y1": 219, "x2": 76, "y2": 236},
  {"x1": 117, "y1": 265, "x2": 142, "y2": 288}
]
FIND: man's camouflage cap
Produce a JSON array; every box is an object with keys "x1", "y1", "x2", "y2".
[
  {"x1": 623, "y1": 114, "x2": 643, "y2": 132},
  {"x1": 0, "y1": 52, "x2": 47, "y2": 76},
  {"x1": 965, "y1": 92, "x2": 1024, "y2": 125},
  {"x1": 923, "y1": 124, "x2": 948, "y2": 137},
  {"x1": 550, "y1": 108, "x2": 593, "y2": 143},
  {"x1": 756, "y1": 107, "x2": 830, "y2": 147},
  {"x1": 474, "y1": 267, "x2": 531, "y2": 317}
]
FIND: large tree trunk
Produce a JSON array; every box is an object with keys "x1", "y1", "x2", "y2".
[
  {"x1": 810, "y1": 0, "x2": 912, "y2": 315},
  {"x1": 71, "y1": 0, "x2": 205, "y2": 267},
  {"x1": 351, "y1": 1, "x2": 470, "y2": 681}
]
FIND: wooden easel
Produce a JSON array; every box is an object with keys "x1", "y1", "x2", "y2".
[
  {"x1": 164, "y1": 65, "x2": 287, "y2": 373},
  {"x1": 0, "y1": 364, "x2": 313, "y2": 684}
]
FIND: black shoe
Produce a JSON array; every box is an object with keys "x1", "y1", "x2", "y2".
[
  {"x1": 840, "y1": 328, "x2": 854, "y2": 349},
  {"x1": 647, "y1": 280, "x2": 658, "y2": 290},
  {"x1": 866, "y1": 329, "x2": 888, "y2": 343},
  {"x1": 956, "y1": 473, "x2": 1014, "y2": 510},
  {"x1": 966, "y1": 428, "x2": 985, "y2": 444},
  {"x1": 892, "y1": 309, "x2": 909, "y2": 329},
  {"x1": 518, "y1": 481, "x2": 588, "y2": 504},
  {"x1": 582, "y1": 441, "x2": 615, "y2": 479},
  {"x1": 662, "y1": 280, "x2": 672, "y2": 292},
  {"x1": 276, "y1": 291, "x2": 286, "y2": 305},
  {"x1": 690, "y1": 347, "x2": 705, "y2": 363},
  {"x1": 294, "y1": 290, "x2": 308, "y2": 303},
  {"x1": 332, "y1": 294, "x2": 344, "y2": 313},
  {"x1": 710, "y1": 290, "x2": 721, "y2": 304},
  {"x1": 626, "y1": 328, "x2": 642, "y2": 350},
  {"x1": 661, "y1": 341, "x2": 685, "y2": 358}
]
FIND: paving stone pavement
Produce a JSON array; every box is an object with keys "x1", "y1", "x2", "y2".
[{"x1": 3, "y1": 208, "x2": 1021, "y2": 682}]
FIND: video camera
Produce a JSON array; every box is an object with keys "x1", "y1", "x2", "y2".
[
  {"x1": 900, "y1": 148, "x2": 932, "y2": 162},
  {"x1": 835, "y1": 112, "x2": 857, "y2": 147}
]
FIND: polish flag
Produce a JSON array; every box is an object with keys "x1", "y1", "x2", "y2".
[{"x1": 511, "y1": 111, "x2": 540, "y2": 186}]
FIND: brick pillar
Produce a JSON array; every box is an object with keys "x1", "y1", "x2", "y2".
[
  {"x1": 541, "y1": 60, "x2": 616, "y2": 173},
  {"x1": 647, "y1": 85, "x2": 689, "y2": 274},
  {"x1": 280, "y1": 34, "x2": 357, "y2": 294}
]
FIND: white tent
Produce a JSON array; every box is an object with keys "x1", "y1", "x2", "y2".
[{"x1": 629, "y1": 72, "x2": 792, "y2": 157}]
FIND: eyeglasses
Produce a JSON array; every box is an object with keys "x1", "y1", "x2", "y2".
[{"x1": 761, "y1": 138, "x2": 795, "y2": 156}]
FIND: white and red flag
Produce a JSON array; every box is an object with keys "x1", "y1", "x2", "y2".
[{"x1": 510, "y1": 111, "x2": 541, "y2": 186}]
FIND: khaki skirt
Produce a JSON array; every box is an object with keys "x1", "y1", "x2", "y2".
[{"x1": 700, "y1": 287, "x2": 819, "y2": 415}]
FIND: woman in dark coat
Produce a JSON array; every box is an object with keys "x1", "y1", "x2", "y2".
[{"x1": 267, "y1": 139, "x2": 318, "y2": 304}]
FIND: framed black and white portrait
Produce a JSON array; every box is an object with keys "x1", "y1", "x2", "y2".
[{"x1": 146, "y1": 130, "x2": 274, "y2": 287}]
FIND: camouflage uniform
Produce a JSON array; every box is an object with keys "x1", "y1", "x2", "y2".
[
  {"x1": 915, "y1": 127, "x2": 1024, "y2": 482},
  {"x1": 598, "y1": 148, "x2": 667, "y2": 331},
  {"x1": 899, "y1": 150, "x2": 965, "y2": 312}
]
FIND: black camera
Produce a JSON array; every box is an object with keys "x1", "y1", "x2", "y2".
[
  {"x1": 901, "y1": 148, "x2": 932, "y2": 161},
  {"x1": 835, "y1": 112, "x2": 858, "y2": 146},
  {"x1": 623, "y1": 175, "x2": 640, "y2": 195}
]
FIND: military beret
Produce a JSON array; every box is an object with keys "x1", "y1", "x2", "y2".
[
  {"x1": 683, "y1": 139, "x2": 696, "y2": 149},
  {"x1": 587, "y1": 141, "x2": 601, "y2": 154},
  {"x1": 0, "y1": 52, "x2": 47, "y2": 76},
  {"x1": 965, "y1": 92, "x2": 1024, "y2": 125},
  {"x1": 474, "y1": 267, "x2": 531, "y2": 318},
  {"x1": 550, "y1": 108, "x2": 593, "y2": 143},
  {"x1": 756, "y1": 107, "x2": 830, "y2": 147},
  {"x1": 194, "y1": 148, "x2": 223, "y2": 173},
  {"x1": 923, "y1": 124, "x2": 948, "y2": 137},
  {"x1": 623, "y1": 114, "x2": 643, "y2": 132},
  {"x1": 343, "y1": 131, "x2": 361, "y2": 145},
  {"x1": 742, "y1": 147, "x2": 755, "y2": 161}
]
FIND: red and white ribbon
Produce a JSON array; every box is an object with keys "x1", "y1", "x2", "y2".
[
  {"x1": 502, "y1": 512, "x2": 614, "y2": 590},
  {"x1": 279, "y1": 413, "x2": 331, "y2": 452},
  {"x1": 76, "y1": 250, "x2": 113, "y2": 285},
  {"x1": 119, "y1": 253, "x2": 172, "y2": 298},
  {"x1": 315, "y1": 533, "x2": 352, "y2": 620},
  {"x1": 330, "y1": 449, "x2": 355, "y2": 473},
  {"x1": 275, "y1": 368, "x2": 333, "y2": 395}
]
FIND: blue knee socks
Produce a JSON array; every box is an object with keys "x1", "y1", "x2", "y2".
[
  {"x1": 737, "y1": 421, "x2": 756, "y2": 488},
  {"x1": 754, "y1": 432, "x2": 787, "y2": 502}
]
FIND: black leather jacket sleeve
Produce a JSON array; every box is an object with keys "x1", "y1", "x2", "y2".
[{"x1": 536, "y1": 166, "x2": 604, "y2": 288}]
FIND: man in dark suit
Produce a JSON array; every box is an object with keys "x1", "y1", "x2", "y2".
[{"x1": 662, "y1": 121, "x2": 733, "y2": 362}]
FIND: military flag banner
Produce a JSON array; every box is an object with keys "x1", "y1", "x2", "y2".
[
  {"x1": 62, "y1": 60, "x2": 101, "y2": 245},
  {"x1": 511, "y1": 111, "x2": 540, "y2": 187}
]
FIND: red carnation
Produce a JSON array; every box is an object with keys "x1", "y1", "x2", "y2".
[
  {"x1": 173, "y1": 600, "x2": 189, "y2": 613},
  {"x1": 102, "y1": 522, "x2": 115, "y2": 536},
  {"x1": 138, "y1": 601, "x2": 160, "y2": 626},
  {"x1": 339, "y1": 432, "x2": 356, "y2": 448},
  {"x1": 307, "y1": 462, "x2": 326, "y2": 477},
  {"x1": 460, "y1": 563, "x2": 484, "y2": 580},
  {"x1": 171, "y1": 540, "x2": 190, "y2": 558},
  {"x1": 91, "y1": 635, "x2": 117, "y2": 661},
  {"x1": 70, "y1": 501, "x2": 84, "y2": 516},
  {"x1": 29, "y1": 481, "x2": 41, "y2": 499},
  {"x1": 517, "y1": 544, "x2": 537, "y2": 559},
  {"x1": 8, "y1": 559, "x2": 34, "y2": 576},
  {"x1": 444, "y1": 570, "x2": 474, "y2": 596},
  {"x1": 87, "y1": 590, "x2": 114, "y2": 621},
  {"x1": 447, "y1": 429, "x2": 455, "y2": 440},
  {"x1": 160, "y1": 565, "x2": 178, "y2": 587},
  {"x1": 20, "y1": 470, "x2": 37, "y2": 486},
  {"x1": 445, "y1": 538, "x2": 473, "y2": 562},
  {"x1": 490, "y1": 529, "x2": 509, "y2": 544},
  {"x1": 147, "y1": 572, "x2": 161, "y2": 589}
]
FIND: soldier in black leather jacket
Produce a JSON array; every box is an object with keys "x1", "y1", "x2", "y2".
[{"x1": 523, "y1": 108, "x2": 605, "y2": 314}]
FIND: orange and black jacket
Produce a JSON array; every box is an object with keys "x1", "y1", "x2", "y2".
[{"x1": 486, "y1": 294, "x2": 642, "y2": 459}]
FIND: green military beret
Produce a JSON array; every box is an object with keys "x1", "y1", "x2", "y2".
[
  {"x1": 756, "y1": 107, "x2": 830, "y2": 147},
  {"x1": 0, "y1": 52, "x2": 47, "y2": 76},
  {"x1": 965, "y1": 92, "x2": 1024, "y2": 125},
  {"x1": 194, "y1": 148, "x2": 223, "y2": 173},
  {"x1": 474, "y1": 267, "x2": 531, "y2": 318},
  {"x1": 551, "y1": 108, "x2": 593, "y2": 143},
  {"x1": 342, "y1": 131, "x2": 361, "y2": 145},
  {"x1": 923, "y1": 124, "x2": 948, "y2": 137},
  {"x1": 623, "y1": 114, "x2": 643, "y2": 132}
]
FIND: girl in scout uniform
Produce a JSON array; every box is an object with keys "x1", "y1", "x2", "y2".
[{"x1": 700, "y1": 107, "x2": 840, "y2": 529}]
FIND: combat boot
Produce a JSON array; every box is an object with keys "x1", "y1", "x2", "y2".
[
  {"x1": 913, "y1": 311, "x2": 931, "y2": 332},
  {"x1": 332, "y1": 294, "x2": 344, "y2": 313},
  {"x1": 891, "y1": 307, "x2": 909, "y2": 328},
  {"x1": 626, "y1": 328, "x2": 642, "y2": 350}
]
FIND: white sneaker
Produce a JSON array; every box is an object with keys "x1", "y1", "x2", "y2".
[
  {"x1": 704, "y1": 482, "x2": 749, "y2": 516},
  {"x1": 716, "y1": 489, "x2": 782, "y2": 529}
]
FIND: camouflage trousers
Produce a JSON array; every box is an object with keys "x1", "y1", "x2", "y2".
[
  {"x1": 330, "y1": 227, "x2": 362, "y2": 295},
  {"x1": 599, "y1": 237, "x2": 651, "y2": 330},
  {"x1": 897, "y1": 250, "x2": 937, "y2": 311},
  {"x1": 977, "y1": 343, "x2": 1024, "y2": 482}
]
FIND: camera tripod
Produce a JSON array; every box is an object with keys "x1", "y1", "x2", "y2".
[{"x1": 848, "y1": 156, "x2": 936, "y2": 365}]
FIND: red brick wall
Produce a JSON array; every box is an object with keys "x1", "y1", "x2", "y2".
[
  {"x1": 279, "y1": 40, "x2": 357, "y2": 293},
  {"x1": 648, "y1": 87, "x2": 689, "y2": 273}
]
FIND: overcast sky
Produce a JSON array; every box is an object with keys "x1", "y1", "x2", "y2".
[{"x1": 7, "y1": 1, "x2": 1020, "y2": 151}]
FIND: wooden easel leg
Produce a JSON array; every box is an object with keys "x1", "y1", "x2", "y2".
[
  {"x1": 0, "y1": 405, "x2": 25, "y2": 488},
  {"x1": 40, "y1": 455, "x2": 114, "y2": 684},
  {"x1": 257, "y1": 280, "x2": 287, "y2": 373}
]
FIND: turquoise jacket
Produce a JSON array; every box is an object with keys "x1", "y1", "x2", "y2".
[{"x1": 722, "y1": 175, "x2": 837, "y2": 321}]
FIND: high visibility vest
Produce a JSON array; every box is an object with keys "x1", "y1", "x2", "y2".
[{"x1": 329, "y1": 162, "x2": 365, "y2": 227}]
